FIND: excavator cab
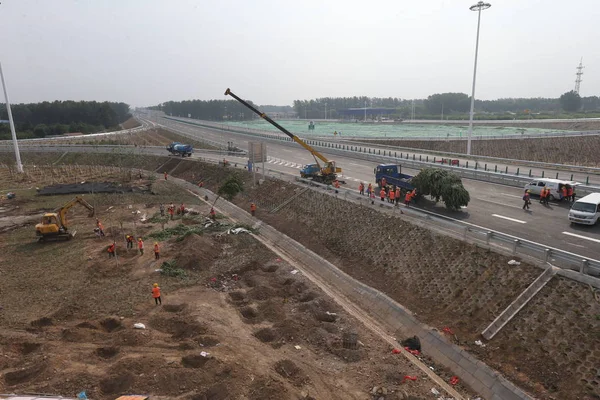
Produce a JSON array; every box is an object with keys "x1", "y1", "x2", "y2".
[{"x1": 35, "y1": 196, "x2": 94, "y2": 241}]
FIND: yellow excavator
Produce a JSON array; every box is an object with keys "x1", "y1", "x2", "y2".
[
  {"x1": 225, "y1": 88, "x2": 343, "y2": 184},
  {"x1": 35, "y1": 195, "x2": 95, "y2": 241}
]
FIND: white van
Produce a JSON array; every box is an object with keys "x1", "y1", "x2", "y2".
[
  {"x1": 568, "y1": 193, "x2": 600, "y2": 225},
  {"x1": 524, "y1": 178, "x2": 578, "y2": 201}
]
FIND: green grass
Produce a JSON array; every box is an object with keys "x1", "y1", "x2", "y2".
[{"x1": 159, "y1": 260, "x2": 186, "y2": 278}]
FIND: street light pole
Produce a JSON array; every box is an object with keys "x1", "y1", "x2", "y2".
[
  {"x1": 466, "y1": 1, "x2": 491, "y2": 156},
  {"x1": 0, "y1": 62, "x2": 23, "y2": 173}
]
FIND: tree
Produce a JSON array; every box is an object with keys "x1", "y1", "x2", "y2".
[
  {"x1": 217, "y1": 174, "x2": 244, "y2": 201},
  {"x1": 559, "y1": 91, "x2": 582, "y2": 112},
  {"x1": 411, "y1": 168, "x2": 470, "y2": 210},
  {"x1": 33, "y1": 124, "x2": 48, "y2": 138}
]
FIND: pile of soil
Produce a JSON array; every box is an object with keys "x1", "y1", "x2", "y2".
[{"x1": 174, "y1": 233, "x2": 222, "y2": 271}]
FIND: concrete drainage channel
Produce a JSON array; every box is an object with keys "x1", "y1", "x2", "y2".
[{"x1": 169, "y1": 176, "x2": 533, "y2": 400}]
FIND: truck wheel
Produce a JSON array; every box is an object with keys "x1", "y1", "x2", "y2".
[{"x1": 548, "y1": 194, "x2": 555, "y2": 201}]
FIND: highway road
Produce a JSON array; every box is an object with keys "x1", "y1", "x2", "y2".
[{"x1": 150, "y1": 116, "x2": 600, "y2": 261}]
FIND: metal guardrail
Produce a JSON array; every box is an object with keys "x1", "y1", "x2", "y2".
[
  {"x1": 291, "y1": 177, "x2": 600, "y2": 278},
  {"x1": 0, "y1": 121, "x2": 148, "y2": 143}
]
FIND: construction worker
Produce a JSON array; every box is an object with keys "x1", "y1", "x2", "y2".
[
  {"x1": 333, "y1": 180, "x2": 340, "y2": 193},
  {"x1": 369, "y1": 189, "x2": 375, "y2": 205},
  {"x1": 359, "y1": 182, "x2": 364, "y2": 195},
  {"x1": 571, "y1": 187, "x2": 577, "y2": 203},
  {"x1": 567, "y1": 185, "x2": 574, "y2": 202},
  {"x1": 159, "y1": 203, "x2": 165, "y2": 216},
  {"x1": 250, "y1": 202, "x2": 257, "y2": 216},
  {"x1": 138, "y1": 237, "x2": 144, "y2": 255},
  {"x1": 107, "y1": 242, "x2": 116, "y2": 258},
  {"x1": 164, "y1": 172, "x2": 168, "y2": 180},
  {"x1": 367, "y1": 183, "x2": 373, "y2": 197},
  {"x1": 96, "y1": 219, "x2": 105, "y2": 237},
  {"x1": 152, "y1": 283, "x2": 162, "y2": 305},
  {"x1": 540, "y1": 187, "x2": 548, "y2": 205},
  {"x1": 198, "y1": 181, "x2": 204, "y2": 188},
  {"x1": 168, "y1": 206, "x2": 174, "y2": 220},
  {"x1": 395, "y1": 187, "x2": 401, "y2": 205},
  {"x1": 389, "y1": 187, "x2": 395, "y2": 204},
  {"x1": 125, "y1": 235, "x2": 133, "y2": 249},
  {"x1": 210, "y1": 207, "x2": 216, "y2": 220},
  {"x1": 404, "y1": 191, "x2": 412, "y2": 207},
  {"x1": 380, "y1": 188, "x2": 386, "y2": 202},
  {"x1": 561, "y1": 186, "x2": 567, "y2": 201},
  {"x1": 180, "y1": 203, "x2": 185, "y2": 215},
  {"x1": 522, "y1": 190, "x2": 531, "y2": 210},
  {"x1": 154, "y1": 242, "x2": 160, "y2": 260}
]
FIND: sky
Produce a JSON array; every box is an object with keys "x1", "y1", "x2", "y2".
[{"x1": 0, "y1": 0, "x2": 598, "y2": 107}]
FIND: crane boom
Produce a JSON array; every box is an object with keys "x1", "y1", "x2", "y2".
[
  {"x1": 57, "y1": 196, "x2": 95, "y2": 227},
  {"x1": 224, "y1": 88, "x2": 341, "y2": 176}
]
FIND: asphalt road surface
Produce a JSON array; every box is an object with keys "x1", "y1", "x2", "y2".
[{"x1": 151, "y1": 116, "x2": 600, "y2": 261}]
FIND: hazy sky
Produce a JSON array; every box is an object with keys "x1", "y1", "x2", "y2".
[{"x1": 0, "y1": 0, "x2": 598, "y2": 106}]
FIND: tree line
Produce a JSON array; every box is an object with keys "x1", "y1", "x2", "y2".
[
  {"x1": 152, "y1": 100, "x2": 257, "y2": 121},
  {"x1": 0, "y1": 100, "x2": 131, "y2": 139}
]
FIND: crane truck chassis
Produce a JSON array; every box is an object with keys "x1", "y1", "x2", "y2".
[{"x1": 224, "y1": 88, "x2": 344, "y2": 184}]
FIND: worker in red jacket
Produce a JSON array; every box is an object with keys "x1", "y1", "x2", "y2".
[
  {"x1": 107, "y1": 242, "x2": 116, "y2": 258},
  {"x1": 152, "y1": 283, "x2": 162, "y2": 305},
  {"x1": 404, "y1": 191, "x2": 413, "y2": 207}
]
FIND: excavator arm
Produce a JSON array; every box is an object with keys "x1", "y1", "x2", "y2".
[
  {"x1": 57, "y1": 196, "x2": 95, "y2": 227},
  {"x1": 225, "y1": 88, "x2": 341, "y2": 175}
]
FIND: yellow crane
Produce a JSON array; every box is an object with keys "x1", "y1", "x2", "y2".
[
  {"x1": 35, "y1": 195, "x2": 95, "y2": 241},
  {"x1": 225, "y1": 88, "x2": 343, "y2": 184}
]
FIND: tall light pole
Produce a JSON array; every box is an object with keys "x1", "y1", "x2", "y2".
[
  {"x1": 0, "y1": 62, "x2": 23, "y2": 173},
  {"x1": 466, "y1": 1, "x2": 491, "y2": 155}
]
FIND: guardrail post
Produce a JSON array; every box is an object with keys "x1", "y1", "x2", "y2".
[
  {"x1": 485, "y1": 231, "x2": 492, "y2": 245},
  {"x1": 384, "y1": 150, "x2": 386, "y2": 156},
  {"x1": 378, "y1": 149, "x2": 381, "y2": 155},
  {"x1": 541, "y1": 171, "x2": 544, "y2": 178},
  {"x1": 586, "y1": 176, "x2": 589, "y2": 185},
  {"x1": 465, "y1": 160, "x2": 468, "y2": 168},
  {"x1": 580, "y1": 259, "x2": 588, "y2": 274},
  {"x1": 570, "y1": 174, "x2": 573, "y2": 181},
  {"x1": 395, "y1": 151, "x2": 397, "y2": 158},
  {"x1": 426, "y1": 156, "x2": 429, "y2": 162},
  {"x1": 516, "y1": 167, "x2": 520, "y2": 176},
  {"x1": 555, "y1": 172, "x2": 559, "y2": 179},
  {"x1": 529, "y1": 169, "x2": 532, "y2": 177},
  {"x1": 474, "y1": 162, "x2": 477, "y2": 170},
  {"x1": 512, "y1": 239, "x2": 519, "y2": 254},
  {"x1": 484, "y1": 163, "x2": 487, "y2": 171},
  {"x1": 494, "y1": 165, "x2": 497, "y2": 173},
  {"x1": 401, "y1": 153, "x2": 403, "y2": 158},
  {"x1": 413, "y1": 154, "x2": 415, "y2": 160},
  {"x1": 419, "y1": 155, "x2": 422, "y2": 161},
  {"x1": 544, "y1": 249, "x2": 550, "y2": 263}
]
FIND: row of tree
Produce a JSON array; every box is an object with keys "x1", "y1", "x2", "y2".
[
  {"x1": 152, "y1": 100, "x2": 257, "y2": 121},
  {"x1": 0, "y1": 100, "x2": 131, "y2": 139}
]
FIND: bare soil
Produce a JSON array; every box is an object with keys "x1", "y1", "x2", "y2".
[
  {"x1": 351, "y1": 134, "x2": 600, "y2": 167},
  {"x1": 0, "y1": 171, "x2": 453, "y2": 399}
]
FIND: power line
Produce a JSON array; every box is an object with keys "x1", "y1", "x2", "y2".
[{"x1": 574, "y1": 58, "x2": 584, "y2": 94}]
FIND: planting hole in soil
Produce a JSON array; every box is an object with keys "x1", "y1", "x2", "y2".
[
  {"x1": 260, "y1": 263, "x2": 279, "y2": 273},
  {"x1": 163, "y1": 303, "x2": 186, "y2": 313},
  {"x1": 30, "y1": 317, "x2": 52, "y2": 327},
  {"x1": 99, "y1": 373, "x2": 134, "y2": 394},
  {"x1": 182, "y1": 354, "x2": 213, "y2": 368},
  {"x1": 254, "y1": 327, "x2": 277, "y2": 343},
  {"x1": 191, "y1": 383, "x2": 230, "y2": 400},
  {"x1": 16, "y1": 342, "x2": 41, "y2": 355},
  {"x1": 240, "y1": 306, "x2": 259, "y2": 320},
  {"x1": 95, "y1": 346, "x2": 119, "y2": 359},
  {"x1": 196, "y1": 335, "x2": 220, "y2": 347},
  {"x1": 99, "y1": 317, "x2": 122, "y2": 332}
]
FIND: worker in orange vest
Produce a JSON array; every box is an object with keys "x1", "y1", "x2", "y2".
[
  {"x1": 96, "y1": 219, "x2": 105, "y2": 237},
  {"x1": 250, "y1": 203, "x2": 257, "y2": 216},
  {"x1": 389, "y1": 187, "x2": 395, "y2": 204},
  {"x1": 367, "y1": 183, "x2": 373, "y2": 196},
  {"x1": 168, "y1": 206, "x2": 174, "y2": 220},
  {"x1": 152, "y1": 283, "x2": 162, "y2": 305},
  {"x1": 164, "y1": 172, "x2": 168, "y2": 180},
  {"x1": 138, "y1": 237, "x2": 144, "y2": 255},
  {"x1": 154, "y1": 242, "x2": 160, "y2": 260},
  {"x1": 380, "y1": 188, "x2": 386, "y2": 202},
  {"x1": 539, "y1": 187, "x2": 547, "y2": 205},
  {"x1": 210, "y1": 208, "x2": 216, "y2": 220},
  {"x1": 404, "y1": 191, "x2": 412, "y2": 207},
  {"x1": 358, "y1": 182, "x2": 364, "y2": 195},
  {"x1": 561, "y1": 186, "x2": 567, "y2": 201},
  {"x1": 107, "y1": 242, "x2": 116, "y2": 258},
  {"x1": 567, "y1": 186, "x2": 574, "y2": 202},
  {"x1": 395, "y1": 187, "x2": 401, "y2": 205}
]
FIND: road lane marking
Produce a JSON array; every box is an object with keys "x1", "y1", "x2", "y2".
[
  {"x1": 492, "y1": 214, "x2": 527, "y2": 224},
  {"x1": 562, "y1": 232, "x2": 600, "y2": 243},
  {"x1": 566, "y1": 242, "x2": 586, "y2": 248},
  {"x1": 501, "y1": 193, "x2": 523, "y2": 198}
]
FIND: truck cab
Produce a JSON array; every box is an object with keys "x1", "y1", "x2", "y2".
[
  {"x1": 374, "y1": 164, "x2": 413, "y2": 191},
  {"x1": 300, "y1": 163, "x2": 321, "y2": 179}
]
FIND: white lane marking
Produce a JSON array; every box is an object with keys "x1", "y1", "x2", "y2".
[
  {"x1": 477, "y1": 198, "x2": 524, "y2": 210},
  {"x1": 353, "y1": 178, "x2": 360, "y2": 182},
  {"x1": 284, "y1": 163, "x2": 291, "y2": 167},
  {"x1": 562, "y1": 232, "x2": 600, "y2": 243},
  {"x1": 501, "y1": 193, "x2": 523, "y2": 198},
  {"x1": 492, "y1": 214, "x2": 527, "y2": 224},
  {"x1": 348, "y1": 162, "x2": 365, "y2": 167},
  {"x1": 566, "y1": 242, "x2": 586, "y2": 249}
]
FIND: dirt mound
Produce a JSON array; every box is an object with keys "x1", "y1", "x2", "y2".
[
  {"x1": 149, "y1": 315, "x2": 209, "y2": 339},
  {"x1": 258, "y1": 299, "x2": 286, "y2": 322},
  {"x1": 95, "y1": 346, "x2": 119, "y2": 359},
  {"x1": 75, "y1": 321, "x2": 98, "y2": 329},
  {"x1": 99, "y1": 317, "x2": 123, "y2": 332},
  {"x1": 61, "y1": 327, "x2": 103, "y2": 343},
  {"x1": 163, "y1": 303, "x2": 187, "y2": 313},
  {"x1": 192, "y1": 383, "x2": 231, "y2": 400},
  {"x1": 196, "y1": 336, "x2": 220, "y2": 347},
  {"x1": 247, "y1": 285, "x2": 281, "y2": 301},
  {"x1": 100, "y1": 372, "x2": 134, "y2": 394},
  {"x1": 254, "y1": 327, "x2": 278, "y2": 343},
  {"x1": 182, "y1": 354, "x2": 214, "y2": 368},
  {"x1": 228, "y1": 291, "x2": 247, "y2": 304},
  {"x1": 249, "y1": 377, "x2": 288, "y2": 400},
  {"x1": 260, "y1": 263, "x2": 279, "y2": 273},
  {"x1": 274, "y1": 359, "x2": 308, "y2": 386},
  {"x1": 174, "y1": 233, "x2": 222, "y2": 271},
  {"x1": 4, "y1": 362, "x2": 47, "y2": 385},
  {"x1": 239, "y1": 306, "x2": 261, "y2": 323},
  {"x1": 30, "y1": 317, "x2": 52, "y2": 327},
  {"x1": 15, "y1": 342, "x2": 41, "y2": 355}
]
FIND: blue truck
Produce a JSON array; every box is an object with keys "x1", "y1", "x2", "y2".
[
  {"x1": 374, "y1": 164, "x2": 414, "y2": 192},
  {"x1": 167, "y1": 142, "x2": 193, "y2": 157}
]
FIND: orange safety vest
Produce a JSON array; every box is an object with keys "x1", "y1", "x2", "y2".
[
  {"x1": 210, "y1": 208, "x2": 216, "y2": 216},
  {"x1": 540, "y1": 188, "x2": 546, "y2": 198},
  {"x1": 368, "y1": 184, "x2": 372, "y2": 192},
  {"x1": 334, "y1": 181, "x2": 340, "y2": 188},
  {"x1": 359, "y1": 183, "x2": 364, "y2": 191},
  {"x1": 380, "y1": 189, "x2": 386, "y2": 198},
  {"x1": 98, "y1": 222, "x2": 104, "y2": 230},
  {"x1": 567, "y1": 187, "x2": 573, "y2": 196},
  {"x1": 250, "y1": 203, "x2": 256, "y2": 211},
  {"x1": 152, "y1": 287, "x2": 161, "y2": 298},
  {"x1": 108, "y1": 244, "x2": 115, "y2": 253},
  {"x1": 395, "y1": 188, "x2": 400, "y2": 199},
  {"x1": 405, "y1": 193, "x2": 412, "y2": 202},
  {"x1": 154, "y1": 244, "x2": 159, "y2": 253},
  {"x1": 561, "y1": 187, "x2": 567, "y2": 196},
  {"x1": 138, "y1": 240, "x2": 144, "y2": 249},
  {"x1": 389, "y1": 190, "x2": 395, "y2": 200}
]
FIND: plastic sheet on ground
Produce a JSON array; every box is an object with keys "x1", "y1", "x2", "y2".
[
  {"x1": 227, "y1": 227, "x2": 251, "y2": 235},
  {"x1": 133, "y1": 323, "x2": 146, "y2": 329}
]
